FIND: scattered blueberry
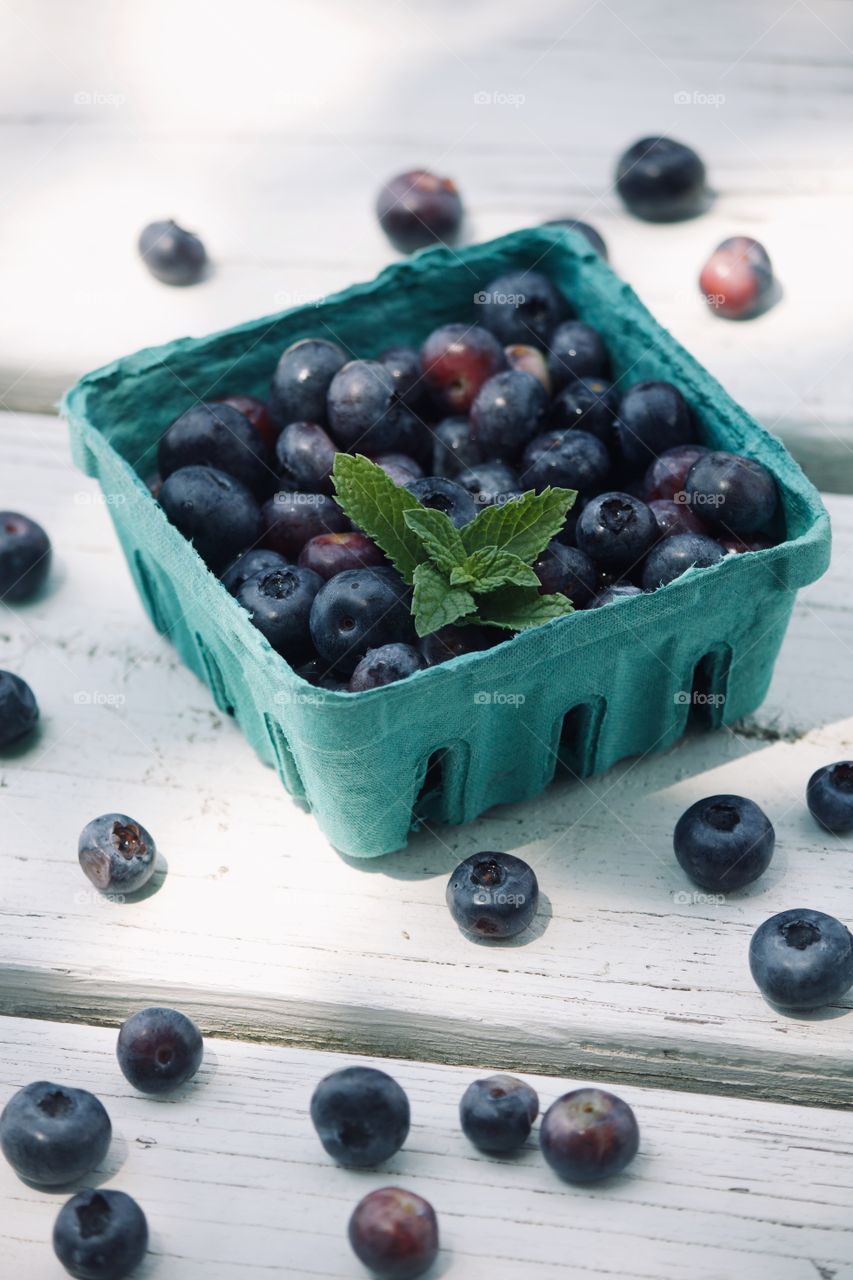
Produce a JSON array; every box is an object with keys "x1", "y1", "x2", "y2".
[
  {"x1": 749, "y1": 909, "x2": 853, "y2": 1010},
  {"x1": 641, "y1": 531, "x2": 725, "y2": 589},
  {"x1": 544, "y1": 217, "x2": 608, "y2": 259},
  {"x1": 534, "y1": 541, "x2": 596, "y2": 604},
  {"x1": 116, "y1": 1007, "x2": 203, "y2": 1094},
  {"x1": 576, "y1": 492, "x2": 657, "y2": 569},
  {"x1": 504, "y1": 343, "x2": 551, "y2": 392},
  {"x1": 78, "y1": 814, "x2": 157, "y2": 896},
  {"x1": 616, "y1": 137, "x2": 707, "y2": 221},
  {"x1": 310, "y1": 1065, "x2": 410, "y2": 1167},
  {"x1": 520, "y1": 429, "x2": 610, "y2": 496},
  {"x1": 615, "y1": 381, "x2": 695, "y2": 472},
  {"x1": 446, "y1": 851, "x2": 538, "y2": 940},
  {"x1": 0, "y1": 512, "x2": 51, "y2": 602},
  {"x1": 548, "y1": 322, "x2": 610, "y2": 392},
  {"x1": 459, "y1": 1074, "x2": 539, "y2": 1154},
  {"x1": 674, "y1": 794, "x2": 775, "y2": 892},
  {"x1": 261, "y1": 491, "x2": 349, "y2": 559},
  {"x1": 587, "y1": 584, "x2": 644, "y2": 607},
  {"x1": 348, "y1": 1187, "x2": 438, "y2": 1280},
  {"x1": 310, "y1": 568, "x2": 414, "y2": 674},
  {"x1": 238, "y1": 565, "x2": 322, "y2": 661},
  {"x1": 457, "y1": 460, "x2": 521, "y2": 508},
  {"x1": 420, "y1": 624, "x2": 503, "y2": 666},
  {"x1": 642, "y1": 444, "x2": 708, "y2": 502},
  {"x1": 807, "y1": 762, "x2": 853, "y2": 835},
  {"x1": 405, "y1": 476, "x2": 477, "y2": 528},
  {"x1": 700, "y1": 236, "x2": 775, "y2": 319},
  {"x1": 349, "y1": 643, "x2": 425, "y2": 691},
  {"x1": 160, "y1": 466, "x2": 262, "y2": 571},
  {"x1": 0, "y1": 670, "x2": 39, "y2": 748},
  {"x1": 479, "y1": 270, "x2": 570, "y2": 349},
  {"x1": 298, "y1": 530, "x2": 387, "y2": 580},
  {"x1": 0, "y1": 1082, "x2": 111, "y2": 1186},
  {"x1": 549, "y1": 376, "x2": 618, "y2": 442},
  {"x1": 470, "y1": 370, "x2": 548, "y2": 459},
  {"x1": 684, "y1": 451, "x2": 779, "y2": 537},
  {"x1": 269, "y1": 338, "x2": 348, "y2": 429},
  {"x1": 275, "y1": 421, "x2": 337, "y2": 494},
  {"x1": 420, "y1": 323, "x2": 506, "y2": 414},
  {"x1": 53, "y1": 1188, "x2": 148, "y2": 1280},
  {"x1": 648, "y1": 498, "x2": 708, "y2": 538},
  {"x1": 431, "y1": 417, "x2": 482, "y2": 477},
  {"x1": 221, "y1": 548, "x2": 289, "y2": 595},
  {"x1": 138, "y1": 219, "x2": 207, "y2": 285},
  {"x1": 217, "y1": 393, "x2": 278, "y2": 451},
  {"x1": 158, "y1": 402, "x2": 272, "y2": 499},
  {"x1": 540, "y1": 1088, "x2": 639, "y2": 1182},
  {"x1": 376, "y1": 169, "x2": 464, "y2": 253}
]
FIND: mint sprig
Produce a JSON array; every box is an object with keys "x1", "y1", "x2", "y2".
[{"x1": 332, "y1": 454, "x2": 577, "y2": 638}]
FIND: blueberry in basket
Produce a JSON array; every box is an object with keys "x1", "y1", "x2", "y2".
[
  {"x1": 420, "y1": 323, "x2": 506, "y2": 413},
  {"x1": 269, "y1": 337, "x2": 348, "y2": 428},
  {"x1": 478, "y1": 269, "x2": 570, "y2": 348},
  {"x1": 158, "y1": 401, "x2": 273, "y2": 498}
]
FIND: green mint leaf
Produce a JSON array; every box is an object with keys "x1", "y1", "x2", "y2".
[
  {"x1": 474, "y1": 585, "x2": 574, "y2": 630},
  {"x1": 461, "y1": 487, "x2": 577, "y2": 562},
  {"x1": 402, "y1": 508, "x2": 467, "y2": 575},
  {"x1": 412, "y1": 562, "x2": 476, "y2": 637},
  {"x1": 449, "y1": 548, "x2": 541, "y2": 592},
  {"x1": 332, "y1": 454, "x2": 424, "y2": 583}
]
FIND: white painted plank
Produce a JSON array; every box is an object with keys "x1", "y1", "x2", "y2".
[
  {"x1": 1, "y1": 1016, "x2": 853, "y2": 1279},
  {"x1": 1, "y1": 413, "x2": 852, "y2": 1105}
]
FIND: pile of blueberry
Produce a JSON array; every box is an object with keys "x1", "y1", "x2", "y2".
[
  {"x1": 150, "y1": 266, "x2": 781, "y2": 691},
  {"x1": 312, "y1": 1062, "x2": 640, "y2": 1278},
  {"x1": 0, "y1": 1006, "x2": 202, "y2": 1279}
]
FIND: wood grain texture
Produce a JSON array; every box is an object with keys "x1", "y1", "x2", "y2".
[
  {"x1": 2, "y1": 1016, "x2": 853, "y2": 1279},
  {"x1": 1, "y1": 414, "x2": 852, "y2": 1107},
  {"x1": 0, "y1": 1, "x2": 852, "y2": 487}
]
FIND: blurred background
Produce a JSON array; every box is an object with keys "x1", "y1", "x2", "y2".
[{"x1": 1, "y1": 0, "x2": 851, "y2": 488}]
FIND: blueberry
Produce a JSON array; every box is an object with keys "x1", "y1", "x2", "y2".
[
  {"x1": 504, "y1": 343, "x2": 551, "y2": 392},
  {"x1": 549, "y1": 376, "x2": 618, "y2": 443},
  {"x1": 479, "y1": 270, "x2": 570, "y2": 348},
  {"x1": 700, "y1": 236, "x2": 775, "y2": 320},
  {"x1": 674, "y1": 795, "x2": 774, "y2": 892},
  {"x1": 221, "y1": 548, "x2": 289, "y2": 595},
  {"x1": 311, "y1": 1066, "x2": 410, "y2": 1167},
  {"x1": 684, "y1": 451, "x2": 779, "y2": 537},
  {"x1": 298, "y1": 531, "x2": 387, "y2": 580},
  {"x1": 616, "y1": 137, "x2": 706, "y2": 221},
  {"x1": 419, "y1": 624, "x2": 502, "y2": 666},
  {"x1": 376, "y1": 168, "x2": 463, "y2": 253},
  {"x1": 587, "y1": 584, "x2": 644, "y2": 607},
  {"x1": 216, "y1": 393, "x2": 278, "y2": 451},
  {"x1": 78, "y1": 814, "x2": 157, "y2": 896},
  {"x1": 807, "y1": 762, "x2": 853, "y2": 835},
  {"x1": 533, "y1": 542, "x2": 596, "y2": 605},
  {"x1": 274, "y1": 421, "x2": 337, "y2": 494},
  {"x1": 430, "y1": 417, "x2": 482, "y2": 477},
  {"x1": 470, "y1": 370, "x2": 548, "y2": 460},
  {"x1": 457, "y1": 461, "x2": 521, "y2": 508},
  {"x1": 540, "y1": 1088, "x2": 639, "y2": 1183},
  {"x1": 544, "y1": 217, "x2": 608, "y2": 260},
  {"x1": 420, "y1": 323, "x2": 506, "y2": 414},
  {"x1": 380, "y1": 346, "x2": 428, "y2": 411},
  {"x1": 0, "y1": 670, "x2": 39, "y2": 748},
  {"x1": 348, "y1": 1187, "x2": 438, "y2": 1280},
  {"x1": 641, "y1": 531, "x2": 725, "y2": 589},
  {"x1": 548, "y1": 322, "x2": 610, "y2": 393},
  {"x1": 349, "y1": 643, "x2": 424, "y2": 691},
  {"x1": 370, "y1": 453, "x2": 424, "y2": 484},
  {"x1": 749, "y1": 909, "x2": 853, "y2": 1010},
  {"x1": 520, "y1": 429, "x2": 610, "y2": 497},
  {"x1": 116, "y1": 1007, "x2": 203, "y2": 1094},
  {"x1": 0, "y1": 1082, "x2": 111, "y2": 1186},
  {"x1": 648, "y1": 499, "x2": 708, "y2": 539},
  {"x1": 405, "y1": 477, "x2": 477, "y2": 528},
  {"x1": 459, "y1": 1074, "x2": 539, "y2": 1154},
  {"x1": 160, "y1": 466, "x2": 262, "y2": 572},
  {"x1": 261, "y1": 491, "x2": 349, "y2": 558},
  {"x1": 327, "y1": 359, "x2": 414, "y2": 453},
  {"x1": 446, "y1": 851, "x2": 538, "y2": 940},
  {"x1": 576, "y1": 492, "x2": 657, "y2": 570},
  {"x1": 138, "y1": 219, "x2": 206, "y2": 285},
  {"x1": 643, "y1": 444, "x2": 709, "y2": 502},
  {"x1": 158, "y1": 402, "x2": 272, "y2": 498},
  {"x1": 614, "y1": 381, "x2": 695, "y2": 472},
  {"x1": 0, "y1": 511, "x2": 51, "y2": 602},
  {"x1": 310, "y1": 568, "x2": 414, "y2": 674},
  {"x1": 237, "y1": 565, "x2": 322, "y2": 661},
  {"x1": 53, "y1": 1189, "x2": 148, "y2": 1280},
  {"x1": 269, "y1": 338, "x2": 348, "y2": 429}
]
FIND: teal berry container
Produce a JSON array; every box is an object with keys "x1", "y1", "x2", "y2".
[{"x1": 63, "y1": 227, "x2": 831, "y2": 857}]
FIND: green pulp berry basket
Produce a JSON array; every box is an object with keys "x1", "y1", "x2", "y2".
[{"x1": 63, "y1": 227, "x2": 831, "y2": 857}]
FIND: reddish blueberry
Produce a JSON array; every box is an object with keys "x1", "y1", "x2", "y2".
[
  {"x1": 541, "y1": 1088, "x2": 639, "y2": 1182},
  {"x1": 298, "y1": 531, "x2": 387, "y2": 580},
  {"x1": 376, "y1": 169, "x2": 463, "y2": 253},
  {"x1": 138, "y1": 219, "x2": 206, "y2": 285},
  {"x1": 216, "y1": 394, "x2": 278, "y2": 451},
  {"x1": 0, "y1": 511, "x2": 51, "y2": 602},
  {"x1": 700, "y1": 236, "x2": 774, "y2": 319},
  {"x1": 116, "y1": 1007, "x2": 203, "y2": 1095},
  {"x1": 261, "y1": 491, "x2": 349, "y2": 558},
  {"x1": 642, "y1": 444, "x2": 708, "y2": 502},
  {"x1": 616, "y1": 136, "x2": 706, "y2": 221},
  {"x1": 348, "y1": 1187, "x2": 438, "y2": 1280},
  {"x1": 504, "y1": 343, "x2": 551, "y2": 392},
  {"x1": 648, "y1": 498, "x2": 708, "y2": 538},
  {"x1": 420, "y1": 323, "x2": 505, "y2": 414}
]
